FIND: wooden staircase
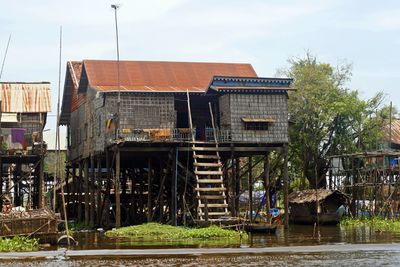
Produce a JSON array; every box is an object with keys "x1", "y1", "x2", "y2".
[
  {"x1": 186, "y1": 92, "x2": 230, "y2": 221},
  {"x1": 192, "y1": 142, "x2": 229, "y2": 221}
]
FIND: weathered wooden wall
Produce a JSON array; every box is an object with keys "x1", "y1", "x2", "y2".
[{"x1": 219, "y1": 93, "x2": 288, "y2": 143}]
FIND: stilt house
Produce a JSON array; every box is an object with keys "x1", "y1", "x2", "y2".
[
  {"x1": 0, "y1": 82, "x2": 51, "y2": 209},
  {"x1": 60, "y1": 60, "x2": 292, "y2": 227}
]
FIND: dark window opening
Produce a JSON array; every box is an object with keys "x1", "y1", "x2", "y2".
[{"x1": 244, "y1": 122, "x2": 269, "y2": 131}]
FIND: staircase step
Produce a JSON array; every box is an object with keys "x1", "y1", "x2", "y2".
[
  {"x1": 197, "y1": 179, "x2": 223, "y2": 183},
  {"x1": 195, "y1": 170, "x2": 223, "y2": 176},
  {"x1": 199, "y1": 195, "x2": 226, "y2": 200},
  {"x1": 199, "y1": 203, "x2": 228, "y2": 208},
  {"x1": 199, "y1": 212, "x2": 230, "y2": 216},
  {"x1": 193, "y1": 162, "x2": 222, "y2": 167},
  {"x1": 195, "y1": 187, "x2": 226, "y2": 192},
  {"x1": 193, "y1": 154, "x2": 219, "y2": 159}
]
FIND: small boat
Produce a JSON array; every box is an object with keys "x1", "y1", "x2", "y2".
[{"x1": 244, "y1": 223, "x2": 277, "y2": 233}]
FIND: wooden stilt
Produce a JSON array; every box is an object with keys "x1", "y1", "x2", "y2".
[
  {"x1": 171, "y1": 148, "x2": 178, "y2": 226},
  {"x1": 264, "y1": 152, "x2": 271, "y2": 223},
  {"x1": 39, "y1": 157, "x2": 44, "y2": 209},
  {"x1": 248, "y1": 156, "x2": 253, "y2": 223},
  {"x1": 283, "y1": 144, "x2": 289, "y2": 229},
  {"x1": 72, "y1": 164, "x2": 77, "y2": 219},
  {"x1": 90, "y1": 155, "x2": 95, "y2": 227},
  {"x1": 65, "y1": 166, "x2": 70, "y2": 216},
  {"x1": 230, "y1": 149, "x2": 236, "y2": 216},
  {"x1": 96, "y1": 156, "x2": 102, "y2": 226},
  {"x1": 235, "y1": 158, "x2": 240, "y2": 216},
  {"x1": 115, "y1": 146, "x2": 121, "y2": 228},
  {"x1": 78, "y1": 161, "x2": 83, "y2": 222},
  {"x1": 84, "y1": 158, "x2": 89, "y2": 226},
  {"x1": 147, "y1": 157, "x2": 153, "y2": 222}
]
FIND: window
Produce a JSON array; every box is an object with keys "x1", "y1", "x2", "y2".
[
  {"x1": 241, "y1": 118, "x2": 275, "y2": 131},
  {"x1": 244, "y1": 122, "x2": 269, "y2": 131}
]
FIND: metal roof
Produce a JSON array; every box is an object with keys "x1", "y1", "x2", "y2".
[
  {"x1": 78, "y1": 60, "x2": 257, "y2": 93},
  {"x1": 0, "y1": 82, "x2": 51, "y2": 113}
]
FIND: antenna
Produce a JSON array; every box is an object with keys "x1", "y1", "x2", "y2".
[{"x1": 0, "y1": 34, "x2": 11, "y2": 81}]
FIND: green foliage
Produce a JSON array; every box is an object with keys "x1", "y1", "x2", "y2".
[
  {"x1": 340, "y1": 217, "x2": 400, "y2": 232},
  {"x1": 105, "y1": 223, "x2": 247, "y2": 241},
  {"x1": 0, "y1": 236, "x2": 39, "y2": 252},
  {"x1": 281, "y1": 52, "x2": 392, "y2": 188}
]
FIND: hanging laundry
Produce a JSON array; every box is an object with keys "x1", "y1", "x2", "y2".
[{"x1": 11, "y1": 128, "x2": 25, "y2": 144}]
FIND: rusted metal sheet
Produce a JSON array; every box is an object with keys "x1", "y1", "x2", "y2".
[
  {"x1": 80, "y1": 60, "x2": 257, "y2": 93},
  {"x1": 0, "y1": 82, "x2": 51, "y2": 113}
]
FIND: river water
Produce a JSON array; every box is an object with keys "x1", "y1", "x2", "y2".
[{"x1": 1, "y1": 225, "x2": 400, "y2": 266}]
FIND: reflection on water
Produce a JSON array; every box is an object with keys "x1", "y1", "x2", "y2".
[
  {"x1": 70, "y1": 225, "x2": 400, "y2": 250},
  {"x1": 2, "y1": 225, "x2": 400, "y2": 266}
]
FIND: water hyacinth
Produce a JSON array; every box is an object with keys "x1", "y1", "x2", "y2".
[
  {"x1": 105, "y1": 223, "x2": 247, "y2": 241},
  {"x1": 340, "y1": 217, "x2": 400, "y2": 232},
  {"x1": 0, "y1": 236, "x2": 39, "y2": 252}
]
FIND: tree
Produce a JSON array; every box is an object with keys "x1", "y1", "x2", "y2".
[{"x1": 282, "y1": 53, "x2": 390, "y2": 189}]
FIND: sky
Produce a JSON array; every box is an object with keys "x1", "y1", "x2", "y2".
[{"x1": 0, "y1": 0, "x2": 399, "y2": 148}]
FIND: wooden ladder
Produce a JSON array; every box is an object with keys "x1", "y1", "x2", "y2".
[
  {"x1": 186, "y1": 92, "x2": 229, "y2": 221},
  {"x1": 192, "y1": 142, "x2": 229, "y2": 221}
]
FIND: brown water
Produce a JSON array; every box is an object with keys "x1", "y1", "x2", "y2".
[{"x1": 2, "y1": 225, "x2": 400, "y2": 266}]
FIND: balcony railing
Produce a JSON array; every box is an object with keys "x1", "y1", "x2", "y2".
[{"x1": 106, "y1": 127, "x2": 231, "y2": 145}]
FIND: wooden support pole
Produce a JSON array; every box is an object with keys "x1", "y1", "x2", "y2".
[
  {"x1": 72, "y1": 164, "x2": 77, "y2": 219},
  {"x1": 38, "y1": 158, "x2": 44, "y2": 209},
  {"x1": 171, "y1": 148, "x2": 178, "y2": 226},
  {"x1": 96, "y1": 156, "x2": 102, "y2": 226},
  {"x1": 78, "y1": 161, "x2": 83, "y2": 222},
  {"x1": 90, "y1": 155, "x2": 95, "y2": 227},
  {"x1": 65, "y1": 166, "x2": 70, "y2": 216},
  {"x1": 235, "y1": 158, "x2": 240, "y2": 216},
  {"x1": 230, "y1": 146, "x2": 236, "y2": 216},
  {"x1": 248, "y1": 156, "x2": 253, "y2": 223},
  {"x1": 264, "y1": 152, "x2": 271, "y2": 223},
  {"x1": 283, "y1": 144, "x2": 289, "y2": 229},
  {"x1": 115, "y1": 146, "x2": 121, "y2": 228},
  {"x1": 147, "y1": 157, "x2": 153, "y2": 222},
  {"x1": 158, "y1": 161, "x2": 164, "y2": 222},
  {"x1": 84, "y1": 158, "x2": 89, "y2": 226}
]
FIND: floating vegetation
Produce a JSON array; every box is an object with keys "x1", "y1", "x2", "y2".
[
  {"x1": 105, "y1": 223, "x2": 247, "y2": 243},
  {"x1": 0, "y1": 236, "x2": 39, "y2": 252},
  {"x1": 340, "y1": 217, "x2": 400, "y2": 232}
]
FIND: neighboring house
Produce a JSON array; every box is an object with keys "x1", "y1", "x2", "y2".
[
  {"x1": 0, "y1": 82, "x2": 51, "y2": 209},
  {"x1": 60, "y1": 60, "x2": 292, "y2": 226}
]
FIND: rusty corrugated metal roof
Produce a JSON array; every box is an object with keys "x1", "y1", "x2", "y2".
[
  {"x1": 80, "y1": 60, "x2": 257, "y2": 93},
  {"x1": 385, "y1": 119, "x2": 400, "y2": 145},
  {"x1": 0, "y1": 82, "x2": 51, "y2": 113}
]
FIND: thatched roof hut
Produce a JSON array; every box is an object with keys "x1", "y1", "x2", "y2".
[{"x1": 288, "y1": 189, "x2": 350, "y2": 225}]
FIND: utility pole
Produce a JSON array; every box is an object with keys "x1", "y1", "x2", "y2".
[{"x1": 111, "y1": 3, "x2": 121, "y2": 228}]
